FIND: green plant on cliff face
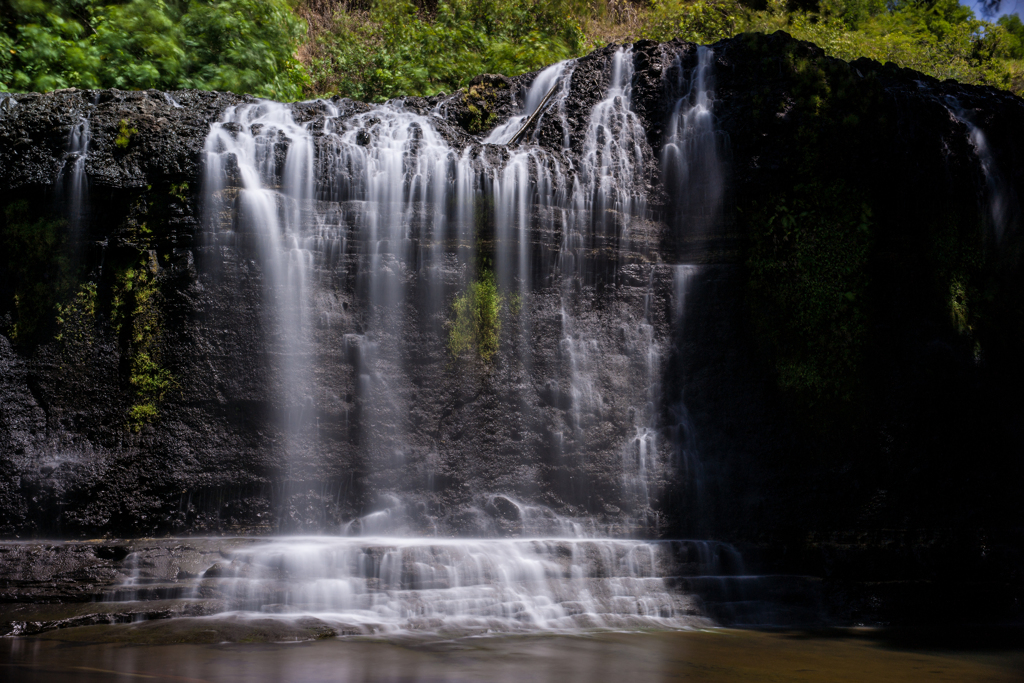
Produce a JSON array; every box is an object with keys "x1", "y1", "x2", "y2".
[
  {"x1": 115, "y1": 118, "x2": 138, "y2": 149},
  {"x1": 169, "y1": 181, "x2": 190, "y2": 202},
  {"x1": 949, "y1": 277, "x2": 973, "y2": 336},
  {"x1": 462, "y1": 79, "x2": 508, "y2": 134},
  {"x1": 2, "y1": 201, "x2": 74, "y2": 346},
  {"x1": 448, "y1": 269, "x2": 503, "y2": 362},
  {"x1": 747, "y1": 182, "x2": 872, "y2": 408},
  {"x1": 54, "y1": 281, "x2": 97, "y2": 344},
  {"x1": 112, "y1": 261, "x2": 174, "y2": 431}
]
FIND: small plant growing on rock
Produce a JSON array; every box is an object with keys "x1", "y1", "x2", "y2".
[
  {"x1": 169, "y1": 181, "x2": 190, "y2": 202},
  {"x1": 460, "y1": 75, "x2": 508, "y2": 134},
  {"x1": 448, "y1": 269, "x2": 502, "y2": 362},
  {"x1": 115, "y1": 119, "x2": 138, "y2": 149}
]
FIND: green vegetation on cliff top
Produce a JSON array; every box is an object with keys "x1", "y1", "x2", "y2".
[{"x1": 1, "y1": 0, "x2": 1022, "y2": 100}]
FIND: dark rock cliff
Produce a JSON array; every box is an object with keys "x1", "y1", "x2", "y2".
[{"x1": 0, "y1": 33, "x2": 1022, "y2": 617}]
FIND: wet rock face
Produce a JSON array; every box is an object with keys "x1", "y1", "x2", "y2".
[
  {"x1": 0, "y1": 32, "x2": 1022, "y2": 553},
  {"x1": 0, "y1": 89, "x2": 246, "y2": 190}
]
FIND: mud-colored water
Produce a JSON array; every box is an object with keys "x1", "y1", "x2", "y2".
[{"x1": 2, "y1": 626, "x2": 1022, "y2": 682}]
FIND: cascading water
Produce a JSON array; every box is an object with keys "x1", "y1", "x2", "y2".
[
  {"x1": 181, "y1": 46, "x2": 738, "y2": 634},
  {"x1": 321, "y1": 104, "x2": 462, "y2": 477},
  {"x1": 943, "y1": 96, "x2": 1013, "y2": 242},
  {"x1": 662, "y1": 46, "x2": 725, "y2": 241},
  {"x1": 60, "y1": 112, "x2": 92, "y2": 236},
  {"x1": 485, "y1": 60, "x2": 574, "y2": 146},
  {"x1": 657, "y1": 46, "x2": 723, "y2": 504},
  {"x1": 550, "y1": 47, "x2": 652, "y2": 512},
  {"x1": 571, "y1": 46, "x2": 648, "y2": 266},
  {"x1": 203, "y1": 102, "x2": 316, "y2": 459},
  {"x1": 670, "y1": 265, "x2": 701, "y2": 478},
  {"x1": 616, "y1": 47, "x2": 724, "y2": 533},
  {"x1": 101, "y1": 537, "x2": 758, "y2": 634}
]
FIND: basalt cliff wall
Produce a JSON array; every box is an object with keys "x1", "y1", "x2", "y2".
[{"x1": 0, "y1": 34, "x2": 1022, "y2": 611}]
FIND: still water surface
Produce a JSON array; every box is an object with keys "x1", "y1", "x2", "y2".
[{"x1": 2, "y1": 627, "x2": 1022, "y2": 682}]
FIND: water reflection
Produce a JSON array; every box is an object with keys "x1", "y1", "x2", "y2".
[{"x1": 3, "y1": 628, "x2": 1022, "y2": 683}]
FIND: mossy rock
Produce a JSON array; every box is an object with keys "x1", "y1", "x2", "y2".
[{"x1": 455, "y1": 73, "x2": 511, "y2": 135}]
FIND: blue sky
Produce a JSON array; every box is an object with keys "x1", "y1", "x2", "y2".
[{"x1": 960, "y1": 0, "x2": 1022, "y2": 19}]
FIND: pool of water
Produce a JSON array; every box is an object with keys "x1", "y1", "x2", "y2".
[{"x1": 2, "y1": 624, "x2": 1022, "y2": 682}]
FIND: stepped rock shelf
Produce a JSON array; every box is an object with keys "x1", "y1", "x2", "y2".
[{"x1": 0, "y1": 32, "x2": 1022, "y2": 633}]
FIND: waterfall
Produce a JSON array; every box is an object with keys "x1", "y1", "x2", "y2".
[
  {"x1": 615, "y1": 47, "x2": 724, "y2": 533},
  {"x1": 59, "y1": 111, "x2": 92, "y2": 236},
  {"x1": 669, "y1": 265, "x2": 702, "y2": 495},
  {"x1": 968, "y1": 124, "x2": 1010, "y2": 241},
  {"x1": 572, "y1": 46, "x2": 648, "y2": 266},
  {"x1": 188, "y1": 45, "x2": 737, "y2": 633},
  {"x1": 101, "y1": 537, "x2": 755, "y2": 634},
  {"x1": 655, "y1": 48, "x2": 721, "y2": 532},
  {"x1": 662, "y1": 45, "x2": 725, "y2": 240},
  {"x1": 946, "y1": 97, "x2": 1012, "y2": 243},
  {"x1": 924, "y1": 87, "x2": 1015, "y2": 244},
  {"x1": 321, "y1": 104, "x2": 461, "y2": 475},
  {"x1": 548, "y1": 48, "x2": 653, "y2": 518},
  {"x1": 485, "y1": 60, "x2": 574, "y2": 146},
  {"x1": 620, "y1": 267, "x2": 663, "y2": 532},
  {"x1": 203, "y1": 101, "x2": 316, "y2": 455}
]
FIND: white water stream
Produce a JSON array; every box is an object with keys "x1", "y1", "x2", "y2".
[
  {"x1": 106, "y1": 536, "x2": 753, "y2": 634},
  {"x1": 662, "y1": 46, "x2": 724, "y2": 238},
  {"x1": 188, "y1": 47, "x2": 730, "y2": 634},
  {"x1": 60, "y1": 112, "x2": 92, "y2": 236},
  {"x1": 928, "y1": 88, "x2": 1014, "y2": 243}
]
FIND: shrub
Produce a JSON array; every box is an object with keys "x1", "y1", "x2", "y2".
[
  {"x1": 0, "y1": 0, "x2": 308, "y2": 100},
  {"x1": 448, "y1": 269, "x2": 503, "y2": 361}
]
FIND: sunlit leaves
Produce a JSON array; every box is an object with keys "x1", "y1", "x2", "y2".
[{"x1": 1, "y1": 0, "x2": 308, "y2": 100}]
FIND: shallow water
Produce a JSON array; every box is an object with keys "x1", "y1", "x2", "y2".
[{"x1": 2, "y1": 627, "x2": 1022, "y2": 682}]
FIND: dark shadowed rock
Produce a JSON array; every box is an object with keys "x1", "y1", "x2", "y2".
[{"x1": 0, "y1": 33, "x2": 1022, "y2": 622}]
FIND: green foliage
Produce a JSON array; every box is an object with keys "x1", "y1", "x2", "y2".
[
  {"x1": 997, "y1": 13, "x2": 1024, "y2": 59},
  {"x1": 169, "y1": 181, "x2": 189, "y2": 202},
  {"x1": 1, "y1": 0, "x2": 307, "y2": 99},
  {"x1": 643, "y1": 0, "x2": 741, "y2": 44},
  {"x1": 638, "y1": 0, "x2": 1023, "y2": 96},
  {"x1": 179, "y1": 0, "x2": 308, "y2": 99},
  {"x1": 508, "y1": 291, "x2": 522, "y2": 317},
  {"x1": 4, "y1": 0, "x2": 1021, "y2": 100},
  {"x1": 818, "y1": 0, "x2": 887, "y2": 30},
  {"x1": 747, "y1": 182, "x2": 873, "y2": 406},
  {"x1": 949, "y1": 277, "x2": 972, "y2": 336},
  {"x1": 54, "y1": 281, "x2": 96, "y2": 343},
  {"x1": 112, "y1": 260, "x2": 174, "y2": 431},
  {"x1": 114, "y1": 118, "x2": 137, "y2": 148},
  {"x1": 0, "y1": 0, "x2": 98, "y2": 91},
  {"x1": 1, "y1": 200, "x2": 74, "y2": 345},
  {"x1": 306, "y1": 0, "x2": 586, "y2": 101},
  {"x1": 91, "y1": 0, "x2": 186, "y2": 90},
  {"x1": 448, "y1": 269, "x2": 503, "y2": 362},
  {"x1": 461, "y1": 78, "x2": 509, "y2": 133}
]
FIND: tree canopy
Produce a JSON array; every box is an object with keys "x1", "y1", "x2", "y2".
[
  {"x1": 2, "y1": 0, "x2": 1022, "y2": 101},
  {"x1": 0, "y1": 0, "x2": 307, "y2": 99}
]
